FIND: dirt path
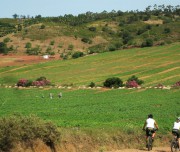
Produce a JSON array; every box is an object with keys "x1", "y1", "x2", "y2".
[{"x1": 106, "y1": 147, "x2": 171, "y2": 152}]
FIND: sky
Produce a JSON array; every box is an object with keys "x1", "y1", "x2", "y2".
[{"x1": 1, "y1": 0, "x2": 179, "y2": 18}]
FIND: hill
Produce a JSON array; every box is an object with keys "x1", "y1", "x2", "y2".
[
  {"x1": 0, "y1": 43, "x2": 179, "y2": 87},
  {"x1": 0, "y1": 5, "x2": 180, "y2": 58}
]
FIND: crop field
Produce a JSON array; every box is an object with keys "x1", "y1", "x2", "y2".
[
  {"x1": 0, "y1": 43, "x2": 179, "y2": 86},
  {"x1": 0, "y1": 87, "x2": 179, "y2": 134}
]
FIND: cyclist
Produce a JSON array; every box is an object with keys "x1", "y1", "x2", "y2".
[
  {"x1": 172, "y1": 117, "x2": 180, "y2": 149},
  {"x1": 142, "y1": 114, "x2": 159, "y2": 145}
]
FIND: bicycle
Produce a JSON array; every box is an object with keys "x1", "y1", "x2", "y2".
[
  {"x1": 171, "y1": 132, "x2": 179, "y2": 152},
  {"x1": 144, "y1": 128, "x2": 157, "y2": 151}
]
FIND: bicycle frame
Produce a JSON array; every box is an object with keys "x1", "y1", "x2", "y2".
[{"x1": 171, "y1": 133, "x2": 179, "y2": 152}]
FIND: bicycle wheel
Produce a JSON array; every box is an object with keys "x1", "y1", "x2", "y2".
[
  {"x1": 171, "y1": 140, "x2": 178, "y2": 152},
  {"x1": 147, "y1": 136, "x2": 153, "y2": 151}
]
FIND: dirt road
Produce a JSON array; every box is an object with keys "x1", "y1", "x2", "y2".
[{"x1": 106, "y1": 147, "x2": 171, "y2": 152}]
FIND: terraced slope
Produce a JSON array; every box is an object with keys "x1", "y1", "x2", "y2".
[{"x1": 0, "y1": 43, "x2": 179, "y2": 86}]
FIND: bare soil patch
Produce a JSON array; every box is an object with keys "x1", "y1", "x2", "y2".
[{"x1": 0, "y1": 54, "x2": 60, "y2": 67}]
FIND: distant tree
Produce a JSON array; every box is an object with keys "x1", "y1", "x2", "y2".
[
  {"x1": 12, "y1": 14, "x2": 18, "y2": 19},
  {"x1": 103, "y1": 77, "x2": 123, "y2": 88}
]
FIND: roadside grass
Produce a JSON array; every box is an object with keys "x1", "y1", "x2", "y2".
[{"x1": 0, "y1": 43, "x2": 179, "y2": 86}]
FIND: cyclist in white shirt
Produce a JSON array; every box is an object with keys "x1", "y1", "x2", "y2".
[
  {"x1": 172, "y1": 117, "x2": 180, "y2": 149},
  {"x1": 142, "y1": 114, "x2": 159, "y2": 143}
]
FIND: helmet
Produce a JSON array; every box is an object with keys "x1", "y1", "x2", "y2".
[{"x1": 148, "y1": 114, "x2": 153, "y2": 118}]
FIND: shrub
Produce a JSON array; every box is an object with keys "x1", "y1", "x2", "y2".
[
  {"x1": 126, "y1": 75, "x2": 144, "y2": 88},
  {"x1": 81, "y1": 37, "x2": 92, "y2": 44},
  {"x1": 89, "y1": 82, "x2": 95, "y2": 88},
  {"x1": 32, "y1": 77, "x2": 51, "y2": 86},
  {"x1": 172, "y1": 81, "x2": 180, "y2": 88},
  {"x1": 40, "y1": 24, "x2": 45, "y2": 29},
  {"x1": 0, "y1": 114, "x2": 60, "y2": 152},
  {"x1": 164, "y1": 28, "x2": 171, "y2": 33},
  {"x1": 103, "y1": 77, "x2": 123, "y2": 88},
  {"x1": 0, "y1": 42, "x2": 9, "y2": 54},
  {"x1": 17, "y1": 79, "x2": 32, "y2": 87},
  {"x1": 108, "y1": 45, "x2": 116, "y2": 51},
  {"x1": 88, "y1": 27, "x2": 96, "y2": 32},
  {"x1": 141, "y1": 38, "x2": 153, "y2": 47},
  {"x1": 3, "y1": 37, "x2": 10, "y2": 43},
  {"x1": 126, "y1": 80, "x2": 139, "y2": 88},
  {"x1": 72, "y1": 51, "x2": 84, "y2": 59},
  {"x1": 25, "y1": 42, "x2": 32, "y2": 48}
]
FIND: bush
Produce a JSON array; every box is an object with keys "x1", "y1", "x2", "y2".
[
  {"x1": 17, "y1": 79, "x2": 32, "y2": 87},
  {"x1": 0, "y1": 114, "x2": 60, "y2": 152},
  {"x1": 141, "y1": 38, "x2": 153, "y2": 47},
  {"x1": 88, "y1": 27, "x2": 96, "y2": 32},
  {"x1": 172, "y1": 81, "x2": 180, "y2": 88},
  {"x1": 126, "y1": 75, "x2": 144, "y2": 88},
  {"x1": 126, "y1": 80, "x2": 139, "y2": 88},
  {"x1": 89, "y1": 82, "x2": 95, "y2": 88},
  {"x1": 81, "y1": 37, "x2": 92, "y2": 44},
  {"x1": 103, "y1": 77, "x2": 123, "y2": 88},
  {"x1": 25, "y1": 42, "x2": 32, "y2": 48},
  {"x1": 72, "y1": 51, "x2": 84, "y2": 59}
]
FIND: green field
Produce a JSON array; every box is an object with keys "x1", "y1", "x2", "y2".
[
  {"x1": 0, "y1": 43, "x2": 180, "y2": 87},
  {"x1": 0, "y1": 87, "x2": 179, "y2": 134}
]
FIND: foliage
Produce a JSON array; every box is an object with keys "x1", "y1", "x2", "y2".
[
  {"x1": 126, "y1": 80, "x2": 139, "y2": 88},
  {"x1": 141, "y1": 38, "x2": 153, "y2": 47},
  {"x1": 103, "y1": 77, "x2": 123, "y2": 88},
  {"x1": 88, "y1": 27, "x2": 96, "y2": 32},
  {"x1": 68, "y1": 44, "x2": 74, "y2": 50},
  {"x1": 0, "y1": 42, "x2": 9, "y2": 54},
  {"x1": 126, "y1": 75, "x2": 144, "y2": 85},
  {"x1": 40, "y1": 24, "x2": 45, "y2": 29},
  {"x1": 172, "y1": 81, "x2": 180, "y2": 88},
  {"x1": 81, "y1": 37, "x2": 92, "y2": 44},
  {"x1": 164, "y1": 27, "x2": 171, "y2": 33},
  {"x1": 3, "y1": 37, "x2": 10, "y2": 43},
  {"x1": 26, "y1": 45, "x2": 41, "y2": 55},
  {"x1": 17, "y1": 77, "x2": 50, "y2": 87},
  {"x1": 25, "y1": 42, "x2": 32, "y2": 48},
  {"x1": 72, "y1": 51, "x2": 84, "y2": 59},
  {"x1": 89, "y1": 82, "x2": 95, "y2": 88},
  {"x1": 32, "y1": 77, "x2": 51, "y2": 86},
  {"x1": 17, "y1": 79, "x2": 32, "y2": 87},
  {"x1": 0, "y1": 114, "x2": 60, "y2": 152}
]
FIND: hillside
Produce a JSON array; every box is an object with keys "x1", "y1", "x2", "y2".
[
  {"x1": 0, "y1": 5, "x2": 180, "y2": 58},
  {"x1": 0, "y1": 43, "x2": 179, "y2": 87}
]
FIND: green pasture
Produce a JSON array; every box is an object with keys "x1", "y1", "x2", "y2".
[
  {"x1": 0, "y1": 87, "x2": 179, "y2": 133},
  {"x1": 0, "y1": 43, "x2": 179, "y2": 86}
]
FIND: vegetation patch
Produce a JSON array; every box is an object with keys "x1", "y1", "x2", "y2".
[{"x1": 0, "y1": 114, "x2": 60, "y2": 152}]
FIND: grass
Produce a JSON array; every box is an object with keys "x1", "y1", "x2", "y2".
[
  {"x1": 0, "y1": 87, "x2": 179, "y2": 134},
  {"x1": 0, "y1": 43, "x2": 179, "y2": 86}
]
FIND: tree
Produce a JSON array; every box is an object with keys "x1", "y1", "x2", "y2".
[
  {"x1": 12, "y1": 14, "x2": 18, "y2": 19},
  {"x1": 103, "y1": 77, "x2": 123, "y2": 88}
]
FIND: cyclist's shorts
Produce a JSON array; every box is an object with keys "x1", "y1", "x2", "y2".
[
  {"x1": 172, "y1": 129, "x2": 180, "y2": 138},
  {"x1": 146, "y1": 127, "x2": 155, "y2": 136}
]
